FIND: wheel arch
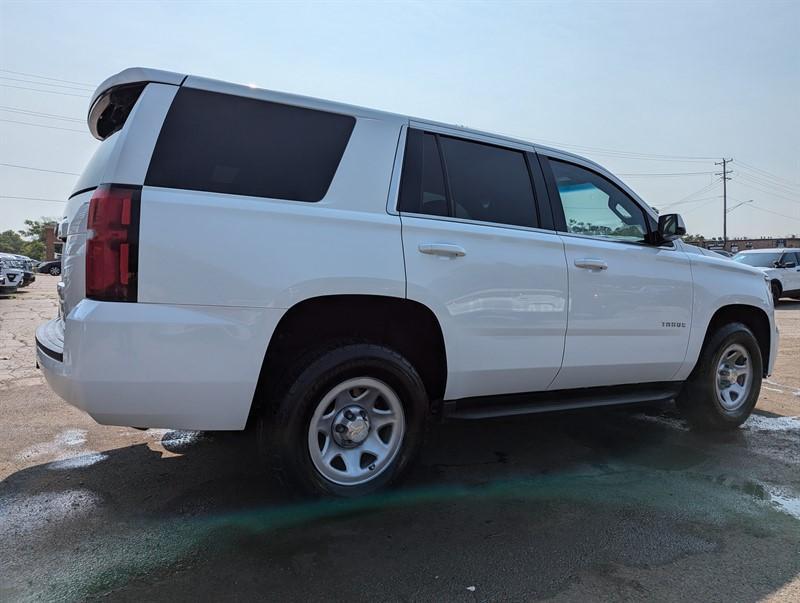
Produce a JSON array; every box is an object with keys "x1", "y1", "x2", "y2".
[
  {"x1": 699, "y1": 304, "x2": 771, "y2": 377},
  {"x1": 249, "y1": 294, "x2": 447, "y2": 423}
]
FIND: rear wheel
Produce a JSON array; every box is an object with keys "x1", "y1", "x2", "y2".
[
  {"x1": 48, "y1": 265, "x2": 61, "y2": 276},
  {"x1": 259, "y1": 343, "x2": 428, "y2": 497},
  {"x1": 677, "y1": 322, "x2": 762, "y2": 430}
]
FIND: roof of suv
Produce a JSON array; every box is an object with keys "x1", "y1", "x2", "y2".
[
  {"x1": 90, "y1": 67, "x2": 595, "y2": 169},
  {"x1": 736, "y1": 248, "x2": 792, "y2": 254}
]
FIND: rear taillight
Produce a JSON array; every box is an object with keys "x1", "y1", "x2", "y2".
[{"x1": 86, "y1": 184, "x2": 141, "y2": 302}]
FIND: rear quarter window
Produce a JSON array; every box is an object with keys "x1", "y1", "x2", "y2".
[{"x1": 145, "y1": 88, "x2": 355, "y2": 202}]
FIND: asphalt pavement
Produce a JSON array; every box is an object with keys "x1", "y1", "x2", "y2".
[{"x1": 1, "y1": 277, "x2": 799, "y2": 602}]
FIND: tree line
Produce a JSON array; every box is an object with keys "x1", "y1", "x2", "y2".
[{"x1": 0, "y1": 218, "x2": 58, "y2": 260}]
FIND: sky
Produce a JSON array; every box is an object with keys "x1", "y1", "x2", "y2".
[{"x1": 1, "y1": 0, "x2": 798, "y2": 238}]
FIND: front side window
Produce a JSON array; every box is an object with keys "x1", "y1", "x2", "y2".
[
  {"x1": 549, "y1": 159, "x2": 649, "y2": 242},
  {"x1": 398, "y1": 129, "x2": 538, "y2": 228},
  {"x1": 732, "y1": 252, "x2": 782, "y2": 267}
]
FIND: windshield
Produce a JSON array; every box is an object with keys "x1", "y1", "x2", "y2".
[{"x1": 732, "y1": 252, "x2": 782, "y2": 267}]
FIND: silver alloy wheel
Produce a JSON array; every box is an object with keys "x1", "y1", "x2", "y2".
[
  {"x1": 714, "y1": 343, "x2": 752, "y2": 411},
  {"x1": 307, "y1": 377, "x2": 405, "y2": 486}
]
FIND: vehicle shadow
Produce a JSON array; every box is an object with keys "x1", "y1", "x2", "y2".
[{"x1": 2, "y1": 406, "x2": 798, "y2": 602}]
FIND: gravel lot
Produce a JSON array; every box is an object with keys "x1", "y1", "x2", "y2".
[{"x1": 1, "y1": 276, "x2": 799, "y2": 602}]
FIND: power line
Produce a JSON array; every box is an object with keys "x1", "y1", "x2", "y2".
[
  {"x1": 661, "y1": 179, "x2": 722, "y2": 208},
  {"x1": 735, "y1": 179, "x2": 800, "y2": 204},
  {"x1": 0, "y1": 83, "x2": 90, "y2": 98},
  {"x1": 682, "y1": 198, "x2": 720, "y2": 215},
  {"x1": 0, "y1": 68, "x2": 94, "y2": 88},
  {"x1": 489, "y1": 127, "x2": 717, "y2": 162},
  {"x1": 736, "y1": 160, "x2": 799, "y2": 188},
  {"x1": 617, "y1": 171, "x2": 716, "y2": 177},
  {"x1": 0, "y1": 118, "x2": 85, "y2": 133},
  {"x1": 0, "y1": 162, "x2": 79, "y2": 176},
  {"x1": 0, "y1": 105, "x2": 83, "y2": 123},
  {"x1": 0, "y1": 195, "x2": 65, "y2": 203},
  {"x1": 736, "y1": 171, "x2": 800, "y2": 195},
  {"x1": 749, "y1": 204, "x2": 800, "y2": 223},
  {"x1": 533, "y1": 138, "x2": 717, "y2": 161},
  {"x1": 0, "y1": 75, "x2": 93, "y2": 92},
  {"x1": 666, "y1": 195, "x2": 721, "y2": 207}
]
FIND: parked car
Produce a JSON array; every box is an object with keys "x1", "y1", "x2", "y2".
[
  {"x1": 732, "y1": 249, "x2": 800, "y2": 304},
  {"x1": 37, "y1": 259, "x2": 61, "y2": 276},
  {"x1": 12, "y1": 254, "x2": 36, "y2": 287},
  {"x1": 0, "y1": 253, "x2": 32, "y2": 288},
  {"x1": 0, "y1": 270, "x2": 18, "y2": 294},
  {"x1": 37, "y1": 67, "x2": 778, "y2": 497},
  {"x1": 0, "y1": 255, "x2": 22, "y2": 293}
]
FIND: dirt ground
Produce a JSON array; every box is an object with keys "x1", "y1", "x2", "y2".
[{"x1": 1, "y1": 276, "x2": 799, "y2": 602}]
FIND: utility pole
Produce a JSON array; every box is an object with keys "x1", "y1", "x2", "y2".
[{"x1": 715, "y1": 158, "x2": 733, "y2": 249}]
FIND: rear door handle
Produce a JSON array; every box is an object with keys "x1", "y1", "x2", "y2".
[
  {"x1": 574, "y1": 258, "x2": 608, "y2": 270},
  {"x1": 418, "y1": 243, "x2": 466, "y2": 257}
]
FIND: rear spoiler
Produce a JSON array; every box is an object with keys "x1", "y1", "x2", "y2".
[{"x1": 88, "y1": 68, "x2": 185, "y2": 140}]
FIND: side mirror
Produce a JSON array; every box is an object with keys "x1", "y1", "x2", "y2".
[
  {"x1": 656, "y1": 213, "x2": 686, "y2": 243},
  {"x1": 784, "y1": 261, "x2": 797, "y2": 269}
]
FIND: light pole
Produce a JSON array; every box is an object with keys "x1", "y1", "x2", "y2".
[{"x1": 724, "y1": 200, "x2": 753, "y2": 251}]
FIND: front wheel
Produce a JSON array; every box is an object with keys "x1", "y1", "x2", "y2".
[
  {"x1": 259, "y1": 343, "x2": 428, "y2": 497},
  {"x1": 676, "y1": 322, "x2": 762, "y2": 431}
]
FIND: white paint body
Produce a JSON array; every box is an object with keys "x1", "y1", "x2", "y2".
[
  {"x1": 733, "y1": 248, "x2": 800, "y2": 297},
  {"x1": 36, "y1": 68, "x2": 778, "y2": 430}
]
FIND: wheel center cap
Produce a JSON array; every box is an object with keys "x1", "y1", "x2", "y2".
[
  {"x1": 719, "y1": 365, "x2": 739, "y2": 387},
  {"x1": 332, "y1": 405, "x2": 370, "y2": 448}
]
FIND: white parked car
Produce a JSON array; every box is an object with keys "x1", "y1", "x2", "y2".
[
  {"x1": 0, "y1": 270, "x2": 18, "y2": 294},
  {"x1": 732, "y1": 249, "x2": 800, "y2": 304},
  {"x1": 37, "y1": 68, "x2": 778, "y2": 496},
  {"x1": 0, "y1": 254, "x2": 23, "y2": 293}
]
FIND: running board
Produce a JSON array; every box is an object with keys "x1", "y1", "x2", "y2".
[{"x1": 442, "y1": 382, "x2": 683, "y2": 420}]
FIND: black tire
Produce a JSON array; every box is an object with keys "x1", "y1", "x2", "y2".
[
  {"x1": 49, "y1": 265, "x2": 61, "y2": 276},
  {"x1": 258, "y1": 343, "x2": 429, "y2": 497},
  {"x1": 771, "y1": 281, "x2": 781, "y2": 305},
  {"x1": 676, "y1": 322, "x2": 762, "y2": 431}
]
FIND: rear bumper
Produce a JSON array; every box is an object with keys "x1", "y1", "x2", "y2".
[{"x1": 36, "y1": 300, "x2": 285, "y2": 430}]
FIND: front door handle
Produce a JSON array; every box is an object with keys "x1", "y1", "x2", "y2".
[
  {"x1": 574, "y1": 258, "x2": 608, "y2": 270},
  {"x1": 418, "y1": 243, "x2": 466, "y2": 257}
]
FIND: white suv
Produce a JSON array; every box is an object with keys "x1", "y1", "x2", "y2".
[
  {"x1": 732, "y1": 249, "x2": 800, "y2": 304},
  {"x1": 37, "y1": 68, "x2": 778, "y2": 496}
]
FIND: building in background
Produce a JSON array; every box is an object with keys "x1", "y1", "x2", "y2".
[{"x1": 703, "y1": 237, "x2": 799, "y2": 253}]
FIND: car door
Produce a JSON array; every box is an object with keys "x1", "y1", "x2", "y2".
[
  {"x1": 397, "y1": 126, "x2": 568, "y2": 401},
  {"x1": 539, "y1": 154, "x2": 693, "y2": 390},
  {"x1": 781, "y1": 251, "x2": 800, "y2": 292}
]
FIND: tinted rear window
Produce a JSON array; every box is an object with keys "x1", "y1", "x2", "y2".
[
  {"x1": 398, "y1": 128, "x2": 538, "y2": 228},
  {"x1": 398, "y1": 130, "x2": 448, "y2": 216},
  {"x1": 439, "y1": 136, "x2": 537, "y2": 228},
  {"x1": 145, "y1": 88, "x2": 355, "y2": 202}
]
